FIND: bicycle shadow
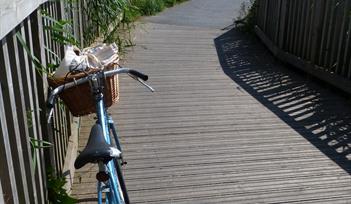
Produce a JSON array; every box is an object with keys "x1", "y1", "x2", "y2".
[{"x1": 214, "y1": 28, "x2": 351, "y2": 174}]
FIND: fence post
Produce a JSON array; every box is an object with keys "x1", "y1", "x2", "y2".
[
  {"x1": 263, "y1": 0, "x2": 269, "y2": 32},
  {"x1": 78, "y1": 0, "x2": 84, "y2": 46},
  {"x1": 310, "y1": 0, "x2": 325, "y2": 64},
  {"x1": 0, "y1": 45, "x2": 20, "y2": 204},
  {"x1": 30, "y1": 8, "x2": 55, "y2": 201},
  {"x1": 3, "y1": 42, "x2": 27, "y2": 201},
  {"x1": 278, "y1": 0, "x2": 288, "y2": 48},
  {"x1": 8, "y1": 27, "x2": 39, "y2": 204}
]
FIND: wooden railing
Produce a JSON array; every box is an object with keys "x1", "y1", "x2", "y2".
[
  {"x1": 255, "y1": 0, "x2": 351, "y2": 94},
  {"x1": 0, "y1": 0, "x2": 87, "y2": 203}
]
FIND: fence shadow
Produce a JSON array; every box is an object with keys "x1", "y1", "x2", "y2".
[{"x1": 214, "y1": 28, "x2": 351, "y2": 174}]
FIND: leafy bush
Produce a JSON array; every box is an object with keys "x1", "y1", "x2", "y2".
[
  {"x1": 83, "y1": 0, "x2": 187, "y2": 48},
  {"x1": 47, "y1": 168, "x2": 76, "y2": 204},
  {"x1": 133, "y1": 0, "x2": 165, "y2": 16},
  {"x1": 235, "y1": 0, "x2": 258, "y2": 33},
  {"x1": 127, "y1": 0, "x2": 187, "y2": 18},
  {"x1": 163, "y1": 0, "x2": 187, "y2": 7},
  {"x1": 84, "y1": 0, "x2": 129, "y2": 44}
]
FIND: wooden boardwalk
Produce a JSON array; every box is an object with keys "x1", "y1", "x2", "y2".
[{"x1": 71, "y1": 0, "x2": 351, "y2": 203}]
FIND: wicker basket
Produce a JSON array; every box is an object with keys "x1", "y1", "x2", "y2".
[{"x1": 48, "y1": 65, "x2": 119, "y2": 116}]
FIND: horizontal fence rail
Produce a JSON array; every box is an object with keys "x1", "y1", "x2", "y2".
[
  {"x1": 0, "y1": 0, "x2": 48, "y2": 39},
  {"x1": 256, "y1": 0, "x2": 351, "y2": 94}
]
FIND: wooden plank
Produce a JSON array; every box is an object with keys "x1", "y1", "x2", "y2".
[
  {"x1": 310, "y1": 0, "x2": 326, "y2": 64},
  {"x1": 9, "y1": 32, "x2": 38, "y2": 202},
  {"x1": 25, "y1": 15, "x2": 45, "y2": 204},
  {"x1": 59, "y1": 105, "x2": 67, "y2": 171},
  {"x1": 18, "y1": 19, "x2": 41, "y2": 203},
  {"x1": 263, "y1": 0, "x2": 269, "y2": 32},
  {"x1": 302, "y1": 0, "x2": 312, "y2": 60},
  {"x1": 336, "y1": 0, "x2": 351, "y2": 76},
  {"x1": 56, "y1": 0, "x2": 65, "y2": 59},
  {"x1": 318, "y1": 0, "x2": 332, "y2": 67},
  {"x1": 66, "y1": 109, "x2": 72, "y2": 141},
  {"x1": 53, "y1": 105, "x2": 63, "y2": 173},
  {"x1": 30, "y1": 10, "x2": 55, "y2": 203},
  {"x1": 323, "y1": 0, "x2": 338, "y2": 70},
  {"x1": 278, "y1": 0, "x2": 288, "y2": 49},
  {"x1": 14, "y1": 25, "x2": 39, "y2": 204},
  {"x1": 266, "y1": 0, "x2": 275, "y2": 40},
  {"x1": 273, "y1": 0, "x2": 281, "y2": 44},
  {"x1": 60, "y1": 106, "x2": 67, "y2": 159},
  {"x1": 72, "y1": 0, "x2": 80, "y2": 42},
  {"x1": 329, "y1": 0, "x2": 343, "y2": 73},
  {"x1": 0, "y1": 36, "x2": 29, "y2": 203},
  {"x1": 342, "y1": 15, "x2": 351, "y2": 79},
  {"x1": 299, "y1": 0, "x2": 308, "y2": 58},
  {"x1": 284, "y1": 0, "x2": 293, "y2": 51},
  {"x1": 292, "y1": 0, "x2": 303, "y2": 55},
  {"x1": 64, "y1": 108, "x2": 69, "y2": 150},
  {"x1": 0, "y1": 41, "x2": 20, "y2": 204},
  {"x1": 56, "y1": 104, "x2": 65, "y2": 173},
  {"x1": 77, "y1": 0, "x2": 84, "y2": 46},
  {"x1": 257, "y1": 0, "x2": 264, "y2": 29},
  {"x1": 288, "y1": 0, "x2": 298, "y2": 52},
  {"x1": 296, "y1": 0, "x2": 308, "y2": 57}
]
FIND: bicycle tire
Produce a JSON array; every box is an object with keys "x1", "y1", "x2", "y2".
[
  {"x1": 106, "y1": 160, "x2": 125, "y2": 204},
  {"x1": 114, "y1": 158, "x2": 130, "y2": 204}
]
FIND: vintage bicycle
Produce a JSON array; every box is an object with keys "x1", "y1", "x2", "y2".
[{"x1": 47, "y1": 68, "x2": 154, "y2": 204}]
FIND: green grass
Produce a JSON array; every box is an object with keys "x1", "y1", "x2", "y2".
[{"x1": 125, "y1": 0, "x2": 187, "y2": 21}]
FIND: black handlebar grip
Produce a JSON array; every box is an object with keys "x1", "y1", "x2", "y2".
[{"x1": 129, "y1": 70, "x2": 148, "y2": 81}]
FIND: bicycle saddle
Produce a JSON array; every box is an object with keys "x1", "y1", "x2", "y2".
[{"x1": 74, "y1": 124, "x2": 121, "y2": 169}]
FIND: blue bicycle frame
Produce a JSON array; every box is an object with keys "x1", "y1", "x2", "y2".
[{"x1": 94, "y1": 80, "x2": 124, "y2": 204}]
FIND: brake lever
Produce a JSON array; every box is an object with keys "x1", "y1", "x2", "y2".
[{"x1": 128, "y1": 74, "x2": 155, "y2": 92}]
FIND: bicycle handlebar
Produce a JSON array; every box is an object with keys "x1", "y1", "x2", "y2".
[{"x1": 47, "y1": 68, "x2": 150, "y2": 122}]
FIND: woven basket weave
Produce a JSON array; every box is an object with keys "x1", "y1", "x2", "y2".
[{"x1": 48, "y1": 65, "x2": 119, "y2": 116}]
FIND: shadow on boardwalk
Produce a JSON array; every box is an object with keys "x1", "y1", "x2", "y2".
[{"x1": 215, "y1": 29, "x2": 351, "y2": 174}]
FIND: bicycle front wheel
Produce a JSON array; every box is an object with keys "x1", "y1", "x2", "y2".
[
  {"x1": 106, "y1": 160, "x2": 126, "y2": 204},
  {"x1": 114, "y1": 158, "x2": 130, "y2": 204}
]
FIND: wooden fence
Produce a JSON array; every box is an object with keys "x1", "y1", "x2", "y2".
[
  {"x1": 255, "y1": 0, "x2": 351, "y2": 94},
  {"x1": 0, "y1": 0, "x2": 88, "y2": 203}
]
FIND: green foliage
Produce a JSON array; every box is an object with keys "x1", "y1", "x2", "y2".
[
  {"x1": 132, "y1": 0, "x2": 165, "y2": 16},
  {"x1": 17, "y1": 9, "x2": 79, "y2": 76},
  {"x1": 42, "y1": 13, "x2": 79, "y2": 46},
  {"x1": 16, "y1": 33, "x2": 50, "y2": 75},
  {"x1": 30, "y1": 137, "x2": 53, "y2": 170},
  {"x1": 47, "y1": 167, "x2": 77, "y2": 204},
  {"x1": 235, "y1": 0, "x2": 258, "y2": 33},
  {"x1": 42, "y1": 10, "x2": 80, "y2": 73},
  {"x1": 128, "y1": 0, "x2": 186, "y2": 17},
  {"x1": 121, "y1": 4, "x2": 141, "y2": 23},
  {"x1": 83, "y1": 0, "x2": 129, "y2": 44},
  {"x1": 83, "y1": 0, "x2": 187, "y2": 49},
  {"x1": 163, "y1": 0, "x2": 177, "y2": 7},
  {"x1": 163, "y1": 0, "x2": 187, "y2": 7}
]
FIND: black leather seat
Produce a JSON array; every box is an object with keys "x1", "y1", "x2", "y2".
[{"x1": 74, "y1": 124, "x2": 120, "y2": 169}]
